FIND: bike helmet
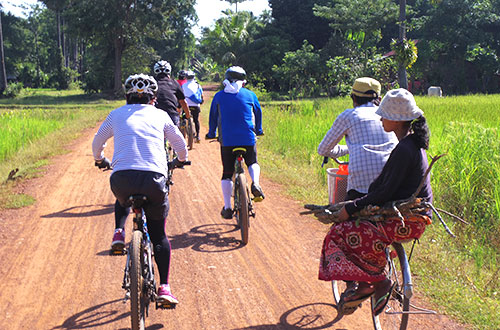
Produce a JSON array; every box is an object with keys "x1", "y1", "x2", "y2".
[
  {"x1": 153, "y1": 60, "x2": 172, "y2": 75},
  {"x1": 224, "y1": 66, "x2": 246, "y2": 82},
  {"x1": 124, "y1": 74, "x2": 158, "y2": 96},
  {"x1": 178, "y1": 70, "x2": 187, "y2": 79},
  {"x1": 186, "y1": 70, "x2": 196, "y2": 80}
]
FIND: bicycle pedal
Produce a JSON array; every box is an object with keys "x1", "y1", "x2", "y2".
[
  {"x1": 110, "y1": 248, "x2": 126, "y2": 256},
  {"x1": 156, "y1": 301, "x2": 177, "y2": 310}
]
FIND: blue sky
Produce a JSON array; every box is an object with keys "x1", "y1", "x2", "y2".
[{"x1": 2, "y1": 0, "x2": 271, "y2": 38}]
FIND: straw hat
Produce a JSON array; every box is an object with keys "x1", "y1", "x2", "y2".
[
  {"x1": 376, "y1": 88, "x2": 423, "y2": 121},
  {"x1": 351, "y1": 77, "x2": 381, "y2": 98}
]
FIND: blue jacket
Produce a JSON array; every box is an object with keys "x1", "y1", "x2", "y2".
[{"x1": 207, "y1": 88, "x2": 263, "y2": 146}]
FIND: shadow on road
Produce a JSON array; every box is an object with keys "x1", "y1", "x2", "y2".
[
  {"x1": 230, "y1": 302, "x2": 343, "y2": 330},
  {"x1": 51, "y1": 298, "x2": 129, "y2": 329},
  {"x1": 41, "y1": 204, "x2": 114, "y2": 218},
  {"x1": 170, "y1": 223, "x2": 245, "y2": 252}
]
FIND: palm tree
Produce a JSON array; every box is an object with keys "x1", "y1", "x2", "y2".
[{"x1": 221, "y1": 0, "x2": 253, "y2": 13}]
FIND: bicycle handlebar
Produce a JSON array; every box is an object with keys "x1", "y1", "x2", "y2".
[{"x1": 321, "y1": 156, "x2": 349, "y2": 168}]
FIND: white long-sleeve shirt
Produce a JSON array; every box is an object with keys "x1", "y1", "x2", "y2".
[
  {"x1": 317, "y1": 102, "x2": 398, "y2": 193},
  {"x1": 92, "y1": 103, "x2": 188, "y2": 177}
]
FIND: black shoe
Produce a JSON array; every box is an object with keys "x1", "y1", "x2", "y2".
[
  {"x1": 251, "y1": 183, "x2": 265, "y2": 201},
  {"x1": 220, "y1": 207, "x2": 233, "y2": 219}
]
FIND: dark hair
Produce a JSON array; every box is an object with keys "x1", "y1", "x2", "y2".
[
  {"x1": 410, "y1": 115, "x2": 430, "y2": 149},
  {"x1": 351, "y1": 93, "x2": 380, "y2": 106},
  {"x1": 126, "y1": 93, "x2": 153, "y2": 104}
]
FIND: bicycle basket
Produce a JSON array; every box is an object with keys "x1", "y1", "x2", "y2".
[{"x1": 327, "y1": 166, "x2": 348, "y2": 204}]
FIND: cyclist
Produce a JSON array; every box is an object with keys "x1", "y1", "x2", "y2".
[
  {"x1": 205, "y1": 66, "x2": 264, "y2": 219},
  {"x1": 317, "y1": 77, "x2": 398, "y2": 201},
  {"x1": 92, "y1": 73, "x2": 189, "y2": 305},
  {"x1": 177, "y1": 70, "x2": 187, "y2": 86},
  {"x1": 153, "y1": 60, "x2": 191, "y2": 127},
  {"x1": 182, "y1": 70, "x2": 204, "y2": 143},
  {"x1": 319, "y1": 89, "x2": 433, "y2": 316}
]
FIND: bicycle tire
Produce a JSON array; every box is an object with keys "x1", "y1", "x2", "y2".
[
  {"x1": 331, "y1": 280, "x2": 347, "y2": 306},
  {"x1": 187, "y1": 118, "x2": 194, "y2": 149},
  {"x1": 372, "y1": 244, "x2": 411, "y2": 330},
  {"x1": 236, "y1": 174, "x2": 249, "y2": 245},
  {"x1": 130, "y1": 230, "x2": 146, "y2": 330}
]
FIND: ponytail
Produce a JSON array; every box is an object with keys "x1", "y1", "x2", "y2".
[{"x1": 411, "y1": 116, "x2": 430, "y2": 150}]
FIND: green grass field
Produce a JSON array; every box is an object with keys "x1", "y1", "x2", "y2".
[
  {"x1": 0, "y1": 88, "x2": 123, "y2": 208},
  {"x1": 2, "y1": 89, "x2": 499, "y2": 329}
]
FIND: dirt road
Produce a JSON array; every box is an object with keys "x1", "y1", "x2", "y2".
[{"x1": 0, "y1": 87, "x2": 465, "y2": 329}]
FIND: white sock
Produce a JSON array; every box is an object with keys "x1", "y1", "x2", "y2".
[
  {"x1": 221, "y1": 179, "x2": 233, "y2": 209},
  {"x1": 248, "y1": 163, "x2": 261, "y2": 186}
]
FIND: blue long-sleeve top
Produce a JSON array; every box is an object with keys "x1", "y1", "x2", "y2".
[{"x1": 206, "y1": 88, "x2": 263, "y2": 146}]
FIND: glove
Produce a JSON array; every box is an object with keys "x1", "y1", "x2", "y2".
[{"x1": 95, "y1": 157, "x2": 111, "y2": 170}]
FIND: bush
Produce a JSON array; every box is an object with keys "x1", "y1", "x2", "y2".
[{"x1": 1, "y1": 82, "x2": 24, "y2": 98}]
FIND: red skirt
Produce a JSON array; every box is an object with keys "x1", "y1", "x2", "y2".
[{"x1": 318, "y1": 215, "x2": 431, "y2": 282}]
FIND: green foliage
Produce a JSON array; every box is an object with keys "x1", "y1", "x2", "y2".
[
  {"x1": 272, "y1": 41, "x2": 325, "y2": 98},
  {"x1": 1, "y1": 82, "x2": 24, "y2": 98},
  {"x1": 391, "y1": 38, "x2": 418, "y2": 69}
]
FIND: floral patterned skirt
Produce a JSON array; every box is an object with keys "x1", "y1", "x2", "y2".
[{"x1": 319, "y1": 215, "x2": 431, "y2": 282}]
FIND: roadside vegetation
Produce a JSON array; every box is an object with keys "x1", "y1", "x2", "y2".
[{"x1": 0, "y1": 89, "x2": 122, "y2": 208}]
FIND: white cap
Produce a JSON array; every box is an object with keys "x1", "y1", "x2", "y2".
[{"x1": 376, "y1": 88, "x2": 423, "y2": 121}]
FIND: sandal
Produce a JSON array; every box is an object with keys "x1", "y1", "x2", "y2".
[
  {"x1": 372, "y1": 280, "x2": 396, "y2": 316},
  {"x1": 338, "y1": 284, "x2": 375, "y2": 315}
]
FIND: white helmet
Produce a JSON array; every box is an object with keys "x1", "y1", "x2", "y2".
[
  {"x1": 186, "y1": 70, "x2": 196, "y2": 79},
  {"x1": 124, "y1": 74, "x2": 158, "y2": 96},
  {"x1": 154, "y1": 60, "x2": 172, "y2": 75}
]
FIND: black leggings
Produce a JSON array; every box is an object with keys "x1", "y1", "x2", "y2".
[
  {"x1": 110, "y1": 170, "x2": 172, "y2": 284},
  {"x1": 189, "y1": 106, "x2": 200, "y2": 137}
]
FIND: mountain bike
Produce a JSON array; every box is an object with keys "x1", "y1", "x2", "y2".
[
  {"x1": 121, "y1": 160, "x2": 190, "y2": 330},
  {"x1": 179, "y1": 112, "x2": 194, "y2": 150},
  {"x1": 232, "y1": 147, "x2": 256, "y2": 245}
]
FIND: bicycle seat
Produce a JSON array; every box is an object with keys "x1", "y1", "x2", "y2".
[
  {"x1": 232, "y1": 147, "x2": 247, "y2": 156},
  {"x1": 128, "y1": 195, "x2": 148, "y2": 209}
]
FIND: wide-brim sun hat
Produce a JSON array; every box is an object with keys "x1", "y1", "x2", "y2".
[
  {"x1": 351, "y1": 77, "x2": 381, "y2": 98},
  {"x1": 376, "y1": 88, "x2": 424, "y2": 121}
]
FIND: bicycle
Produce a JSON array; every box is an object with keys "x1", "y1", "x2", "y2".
[
  {"x1": 231, "y1": 147, "x2": 257, "y2": 245},
  {"x1": 179, "y1": 112, "x2": 194, "y2": 150},
  {"x1": 322, "y1": 157, "x2": 437, "y2": 330},
  {"x1": 121, "y1": 159, "x2": 190, "y2": 330},
  {"x1": 331, "y1": 240, "x2": 437, "y2": 330}
]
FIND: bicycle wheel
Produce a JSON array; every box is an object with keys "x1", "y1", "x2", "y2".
[
  {"x1": 236, "y1": 174, "x2": 249, "y2": 245},
  {"x1": 187, "y1": 118, "x2": 194, "y2": 149},
  {"x1": 331, "y1": 280, "x2": 347, "y2": 306},
  {"x1": 179, "y1": 118, "x2": 187, "y2": 138},
  {"x1": 130, "y1": 230, "x2": 146, "y2": 330},
  {"x1": 372, "y1": 244, "x2": 411, "y2": 330}
]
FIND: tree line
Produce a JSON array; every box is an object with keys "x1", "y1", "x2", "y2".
[{"x1": 1, "y1": 0, "x2": 500, "y2": 97}]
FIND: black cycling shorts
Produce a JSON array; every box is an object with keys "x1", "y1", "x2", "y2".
[{"x1": 220, "y1": 145, "x2": 257, "y2": 180}]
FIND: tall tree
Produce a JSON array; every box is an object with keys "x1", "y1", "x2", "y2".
[
  {"x1": 221, "y1": 0, "x2": 252, "y2": 13},
  {"x1": 66, "y1": 0, "x2": 197, "y2": 93},
  {"x1": 0, "y1": 9, "x2": 7, "y2": 93},
  {"x1": 397, "y1": 0, "x2": 408, "y2": 89}
]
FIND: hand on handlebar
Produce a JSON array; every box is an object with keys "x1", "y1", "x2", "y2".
[
  {"x1": 95, "y1": 157, "x2": 111, "y2": 170},
  {"x1": 168, "y1": 158, "x2": 191, "y2": 170}
]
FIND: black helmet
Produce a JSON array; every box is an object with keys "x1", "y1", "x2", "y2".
[
  {"x1": 224, "y1": 66, "x2": 246, "y2": 82},
  {"x1": 178, "y1": 70, "x2": 187, "y2": 79}
]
